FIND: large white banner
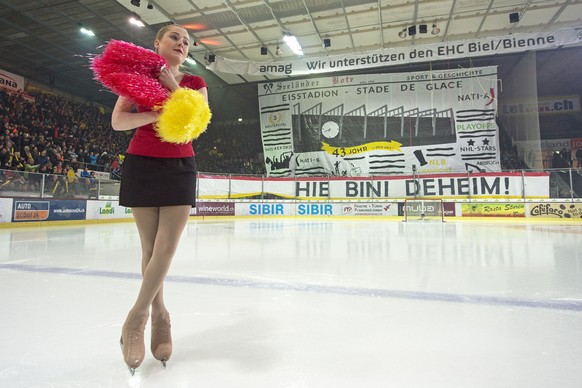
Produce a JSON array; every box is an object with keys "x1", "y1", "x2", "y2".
[
  {"x1": 0, "y1": 68, "x2": 25, "y2": 91},
  {"x1": 209, "y1": 27, "x2": 582, "y2": 77},
  {"x1": 258, "y1": 66, "x2": 499, "y2": 177},
  {"x1": 198, "y1": 172, "x2": 550, "y2": 200}
]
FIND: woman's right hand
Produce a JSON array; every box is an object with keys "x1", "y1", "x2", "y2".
[{"x1": 158, "y1": 67, "x2": 180, "y2": 92}]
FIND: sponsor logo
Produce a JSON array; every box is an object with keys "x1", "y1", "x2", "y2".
[
  {"x1": 343, "y1": 203, "x2": 394, "y2": 216},
  {"x1": 53, "y1": 208, "x2": 85, "y2": 214},
  {"x1": 462, "y1": 203, "x2": 525, "y2": 217},
  {"x1": 99, "y1": 202, "x2": 115, "y2": 215},
  {"x1": 297, "y1": 204, "x2": 333, "y2": 215},
  {"x1": 529, "y1": 203, "x2": 582, "y2": 218},
  {"x1": 259, "y1": 63, "x2": 293, "y2": 75},
  {"x1": 13, "y1": 201, "x2": 50, "y2": 221},
  {"x1": 0, "y1": 73, "x2": 18, "y2": 89},
  {"x1": 196, "y1": 202, "x2": 235, "y2": 216},
  {"x1": 500, "y1": 97, "x2": 580, "y2": 115},
  {"x1": 405, "y1": 204, "x2": 435, "y2": 212},
  {"x1": 249, "y1": 204, "x2": 284, "y2": 215},
  {"x1": 12, "y1": 199, "x2": 87, "y2": 221}
]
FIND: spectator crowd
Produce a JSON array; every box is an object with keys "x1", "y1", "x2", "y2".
[
  {"x1": 194, "y1": 122, "x2": 265, "y2": 175},
  {"x1": 0, "y1": 86, "x2": 265, "y2": 185},
  {"x1": 0, "y1": 87, "x2": 131, "y2": 195}
]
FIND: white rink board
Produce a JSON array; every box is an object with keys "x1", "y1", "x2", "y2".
[
  {"x1": 234, "y1": 202, "x2": 399, "y2": 217},
  {"x1": 235, "y1": 202, "x2": 339, "y2": 216},
  {"x1": 0, "y1": 198, "x2": 12, "y2": 223}
]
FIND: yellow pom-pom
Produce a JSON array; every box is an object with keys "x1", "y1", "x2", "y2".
[{"x1": 155, "y1": 88, "x2": 212, "y2": 144}]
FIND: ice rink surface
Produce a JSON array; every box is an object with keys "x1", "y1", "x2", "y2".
[{"x1": 1, "y1": 217, "x2": 581, "y2": 388}]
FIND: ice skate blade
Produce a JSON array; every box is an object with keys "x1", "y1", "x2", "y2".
[
  {"x1": 120, "y1": 338, "x2": 137, "y2": 376},
  {"x1": 161, "y1": 359, "x2": 167, "y2": 368}
]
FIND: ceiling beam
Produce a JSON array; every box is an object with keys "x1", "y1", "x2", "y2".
[{"x1": 377, "y1": 0, "x2": 385, "y2": 48}]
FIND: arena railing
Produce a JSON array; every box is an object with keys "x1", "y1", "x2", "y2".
[{"x1": 0, "y1": 169, "x2": 120, "y2": 200}]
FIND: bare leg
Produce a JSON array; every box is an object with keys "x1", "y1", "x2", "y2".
[
  {"x1": 130, "y1": 205, "x2": 191, "y2": 314},
  {"x1": 121, "y1": 205, "x2": 191, "y2": 369},
  {"x1": 132, "y1": 207, "x2": 164, "y2": 313}
]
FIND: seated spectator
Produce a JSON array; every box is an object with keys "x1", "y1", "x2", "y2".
[{"x1": 80, "y1": 166, "x2": 91, "y2": 179}]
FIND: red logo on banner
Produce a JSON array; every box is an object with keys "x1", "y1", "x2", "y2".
[{"x1": 570, "y1": 138, "x2": 582, "y2": 149}]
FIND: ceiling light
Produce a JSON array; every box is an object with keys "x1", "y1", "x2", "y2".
[
  {"x1": 275, "y1": 46, "x2": 283, "y2": 56},
  {"x1": 419, "y1": 24, "x2": 427, "y2": 34},
  {"x1": 431, "y1": 23, "x2": 441, "y2": 35},
  {"x1": 79, "y1": 26, "x2": 95, "y2": 37},
  {"x1": 283, "y1": 32, "x2": 303, "y2": 55},
  {"x1": 147, "y1": 3, "x2": 153, "y2": 9},
  {"x1": 398, "y1": 28, "x2": 407, "y2": 39},
  {"x1": 129, "y1": 16, "x2": 145, "y2": 27},
  {"x1": 208, "y1": 54, "x2": 216, "y2": 63},
  {"x1": 185, "y1": 54, "x2": 196, "y2": 65},
  {"x1": 260, "y1": 46, "x2": 268, "y2": 55},
  {"x1": 408, "y1": 26, "x2": 417, "y2": 36},
  {"x1": 323, "y1": 38, "x2": 331, "y2": 48},
  {"x1": 130, "y1": 0, "x2": 140, "y2": 7}
]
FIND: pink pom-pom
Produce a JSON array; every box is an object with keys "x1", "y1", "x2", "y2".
[
  {"x1": 93, "y1": 40, "x2": 166, "y2": 76},
  {"x1": 101, "y1": 73, "x2": 168, "y2": 108},
  {"x1": 91, "y1": 40, "x2": 169, "y2": 108}
]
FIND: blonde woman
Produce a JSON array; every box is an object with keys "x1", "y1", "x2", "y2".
[{"x1": 111, "y1": 24, "x2": 208, "y2": 374}]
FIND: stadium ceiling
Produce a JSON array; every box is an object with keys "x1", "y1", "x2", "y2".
[{"x1": 0, "y1": 0, "x2": 581, "y2": 121}]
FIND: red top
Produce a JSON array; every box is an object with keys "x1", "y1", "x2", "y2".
[{"x1": 127, "y1": 74, "x2": 207, "y2": 158}]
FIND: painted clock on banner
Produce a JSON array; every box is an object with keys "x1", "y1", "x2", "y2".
[{"x1": 321, "y1": 121, "x2": 339, "y2": 139}]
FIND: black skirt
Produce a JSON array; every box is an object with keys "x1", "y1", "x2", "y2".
[{"x1": 119, "y1": 154, "x2": 197, "y2": 207}]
